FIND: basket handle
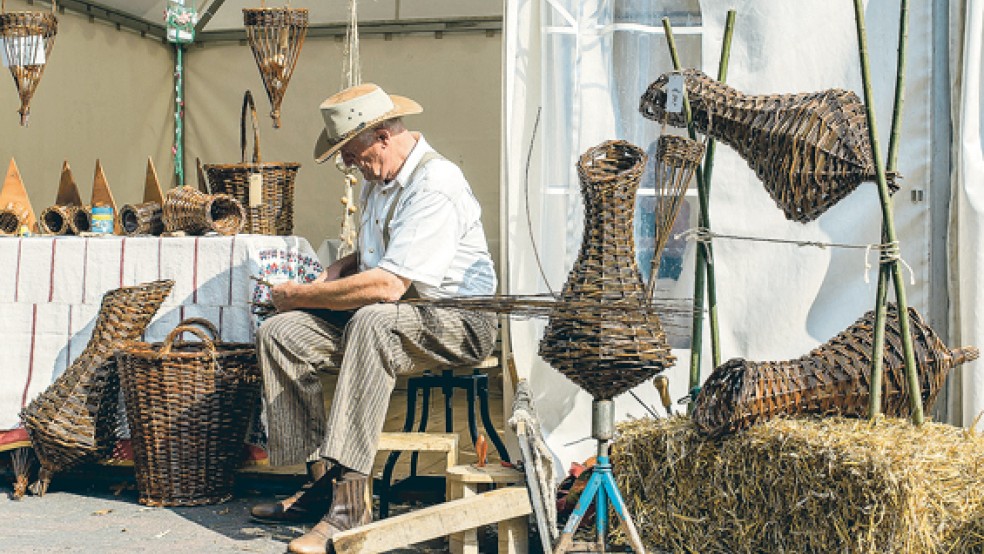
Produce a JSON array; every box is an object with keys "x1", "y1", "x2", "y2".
[
  {"x1": 161, "y1": 324, "x2": 217, "y2": 356},
  {"x1": 240, "y1": 90, "x2": 262, "y2": 165},
  {"x1": 175, "y1": 317, "x2": 220, "y2": 340}
]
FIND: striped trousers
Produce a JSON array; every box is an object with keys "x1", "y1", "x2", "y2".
[{"x1": 256, "y1": 303, "x2": 497, "y2": 474}]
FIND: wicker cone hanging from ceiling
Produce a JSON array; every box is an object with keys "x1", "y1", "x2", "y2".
[
  {"x1": 539, "y1": 140, "x2": 675, "y2": 400},
  {"x1": 243, "y1": 4, "x2": 308, "y2": 128},
  {"x1": 0, "y1": 0, "x2": 57, "y2": 126},
  {"x1": 692, "y1": 304, "x2": 979, "y2": 438},
  {"x1": 640, "y1": 69, "x2": 898, "y2": 223}
]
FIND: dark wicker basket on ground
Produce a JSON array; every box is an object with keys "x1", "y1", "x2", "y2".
[
  {"x1": 163, "y1": 185, "x2": 245, "y2": 236},
  {"x1": 692, "y1": 304, "x2": 979, "y2": 438},
  {"x1": 116, "y1": 318, "x2": 260, "y2": 507},
  {"x1": 539, "y1": 140, "x2": 675, "y2": 399},
  {"x1": 20, "y1": 280, "x2": 174, "y2": 495},
  {"x1": 120, "y1": 201, "x2": 164, "y2": 236},
  {"x1": 204, "y1": 90, "x2": 300, "y2": 235}
]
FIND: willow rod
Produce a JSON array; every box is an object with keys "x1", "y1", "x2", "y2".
[
  {"x1": 868, "y1": 0, "x2": 909, "y2": 419},
  {"x1": 853, "y1": 0, "x2": 922, "y2": 424}
]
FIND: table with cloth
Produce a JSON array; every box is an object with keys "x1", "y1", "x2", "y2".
[{"x1": 0, "y1": 235, "x2": 323, "y2": 432}]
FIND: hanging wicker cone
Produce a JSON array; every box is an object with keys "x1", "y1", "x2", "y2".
[
  {"x1": 640, "y1": 69, "x2": 899, "y2": 223},
  {"x1": 120, "y1": 201, "x2": 164, "y2": 236},
  {"x1": 20, "y1": 280, "x2": 175, "y2": 496},
  {"x1": 646, "y1": 134, "x2": 704, "y2": 298},
  {"x1": 204, "y1": 90, "x2": 300, "y2": 235},
  {"x1": 692, "y1": 304, "x2": 980, "y2": 438},
  {"x1": 243, "y1": 4, "x2": 308, "y2": 128},
  {"x1": 539, "y1": 140, "x2": 675, "y2": 400},
  {"x1": 0, "y1": 0, "x2": 57, "y2": 126},
  {"x1": 163, "y1": 185, "x2": 245, "y2": 236}
]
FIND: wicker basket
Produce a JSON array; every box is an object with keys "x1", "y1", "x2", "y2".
[
  {"x1": 120, "y1": 201, "x2": 163, "y2": 236},
  {"x1": 20, "y1": 279, "x2": 174, "y2": 495},
  {"x1": 162, "y1": 185, "x2": 245, "y2": 236},
  {"x1": 204, "y1": 90, "x2": 300, "y2": 235},
  {"x1": 0, "y1": 4, "x2": 58, "y2": 125},
  {"x1": 116, "y1": 318, "x2": 261, "y2": 507}
]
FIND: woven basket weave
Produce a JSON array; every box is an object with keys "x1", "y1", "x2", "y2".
[
  {"x1": 539, "y1": 140, "x2": 675, "y2": 399},
  {"x1": 243, "y1": 7, "x2": 308, "y2": 128},
  {"x1": 692, "y1": 305, "x2": 979, "y2": 438},
  {"x1": 20, "y1": 280, "x2": 174, "y2": 495},
  {"x1": 640, "y1": 69, "x2": 898, "y2": 223},
  {"x1": 0, "y1": 207, "x2": 20, "y2": 234},
  {"x1": 163, "y1": 185, "x2": 245, "y2": 236},
  {"x1": 117, "y1": 319, "x2": 260, "y2": 507},
  {"x1": 120, "y1": 201, "x2": 164, "y2": 236},
  {"x1": 0, "y1": 5, "x2": 57, "y2": 125},
  {"x1": 204, "y1": 90, "x2": 300, "y2": 235}
]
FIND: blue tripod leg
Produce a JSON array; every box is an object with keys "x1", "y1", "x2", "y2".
[
  {"x1": 600, "y1": 468, "x2": 646, "y2": 552},
  {"x1": 554, "y1": 470, "x2": 603, "y2": 553}
]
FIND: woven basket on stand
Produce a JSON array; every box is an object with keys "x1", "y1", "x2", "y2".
[
  {"x1": 116, "y1": 318, "x2": 261, "y2": 507},
  {"x1": 20, "y1": 280, "x2": 174, "y2": 495},
  {"x1": 204, "y1": 90, "x2": 300, "y2": 235}
]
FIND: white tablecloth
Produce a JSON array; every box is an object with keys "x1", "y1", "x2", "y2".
[{"x1": 0, "y1": 235, "x2": 323, "y2": 429}]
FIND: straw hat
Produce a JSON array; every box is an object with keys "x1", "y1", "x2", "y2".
[{"x1": 313, "y1": 83, "x2": 423, "y2": 164}]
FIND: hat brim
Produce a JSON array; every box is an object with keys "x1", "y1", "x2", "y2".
[{"x1": 313, "y1": 94, "x2": 423, "y2": 164}]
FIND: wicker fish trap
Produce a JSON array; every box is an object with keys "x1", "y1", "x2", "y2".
[
  {"x1": 39, "y1": 204, "x2": 77, "y2": 235},
  {"x1": 120, "y1": 201, "x2": 163, "y2": 236},
  {"x1": 204, "y1": 90, "x2": 300, "y2": 235},
  {"x1": 640, "y1": 69, "x2": 898, "y2": 223},
  {"x1": 20, "y1": 279, "x2": 174, "y2": 495},
  {"x1": 692, "y1": 304, "x2": 979, "y2": 438},
  {"x1": 163, "y1": 185, "x2": 245, "y2": 236},
  {"x1": 116, "y1": 319, "x2": 261, "y2": 507},
  {"x1": 243, "y1": 5, "x2": 308, "y2": 128},
  {"x1": 0, "y1": 206, "x2": 20, "y2": 234},
  {"x1": 68, "y1": 205, "x2": 90, "y2": 234},
  {"x1": 539, "y1": 140, "x2": 675, "y2": 400},
  {"x1": 0, "y1": 1, "x2": 57, "y2": 126}
]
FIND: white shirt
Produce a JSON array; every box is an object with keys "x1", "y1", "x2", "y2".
[{"x1": 357, "y1": 135, "x2": 497, "y2": 299}]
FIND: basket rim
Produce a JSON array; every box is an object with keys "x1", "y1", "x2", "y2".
[{"x1": 203, "y1": 161, "x2": 301, "y2": 171}]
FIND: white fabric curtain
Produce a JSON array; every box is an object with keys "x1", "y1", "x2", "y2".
[
  {"x1": 949, "y1": 0, "x2": 984, "y2": 428},
  {"x1": 503, "y1": 0, "x2": 935, "y2": 470}
]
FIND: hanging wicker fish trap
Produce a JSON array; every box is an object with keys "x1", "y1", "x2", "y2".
[
  {"x1": 646, "y1": 134, "x2": 704, "y2": 298},
  {"x1": 0, "y1": 0, "x2": 57, "y2": 126},
  {"x1": 539, "y1": 140, "x2": 675, "y2": 400},
  {"x1": 640, "y1": 69, "x2": 898, "y2": 223},
  {"x1": 163, "y1": 186, "x2": 245, "y2": 236},
  {"x1": 692, "y1": 304, "x2": 979, "y2": 438},
  {"x1": 120, "y1": 201, "x2": 164, "y2": 236},
  {"x1": 243, "y1": 3, "x2": 308, "y2": 128}
]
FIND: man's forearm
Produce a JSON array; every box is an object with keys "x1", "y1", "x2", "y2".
[{"x1": 274, "y1": 267, "x2": 411, "y2": 311}]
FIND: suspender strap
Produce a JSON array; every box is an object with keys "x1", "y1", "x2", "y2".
[{"x1": 382, "y1": 150, "x2": 445, "y2": 248}]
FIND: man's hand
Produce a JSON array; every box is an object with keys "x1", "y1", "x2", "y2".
[{"x1": 270, "y1": 281, "x2": 303, "y2": 313}]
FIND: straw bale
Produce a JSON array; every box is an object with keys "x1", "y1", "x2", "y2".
[{"x1": 612, "y1": 415, "x2": 984, "y2": 553}]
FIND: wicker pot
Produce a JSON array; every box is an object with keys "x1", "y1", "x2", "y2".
[
  {"x1": 539, "y1": 140, "x2": 675, "y2": 399},
  {"x1": 692, "y1": 305, "x2": 980, "y2": 438},
  {"x1": 120, "y1": 201, "x2": 164, "y2": 236},
  {"x1": 163, "y1": 185, "x2": 245, "y2": 236},
  {"x1": 20, "y1": 279, "x2": 175, "y2": 495},
  {"x1": 117, "y1": 319, "x2": 261, "y2": 507}
]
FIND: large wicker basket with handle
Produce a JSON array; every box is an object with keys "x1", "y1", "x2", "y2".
[
  {"x1": 204, "y1": 90, "x2": 300, "y2": 235},
  {"x1": 116, "y1": 318, "x2": 260, "y2": 507}
]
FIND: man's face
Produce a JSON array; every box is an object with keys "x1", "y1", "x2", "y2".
[{"x1": 340, "y1": 129, "x2": 388, "y2": 181}]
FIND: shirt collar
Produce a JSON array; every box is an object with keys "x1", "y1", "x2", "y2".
[{"x1": 390, "y1": 133, "x2": 432, "y2": 189}]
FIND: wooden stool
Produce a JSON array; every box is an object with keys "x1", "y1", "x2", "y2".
[
  {"x1": 446, "y1": 464, "x2": 528, "y2": 554},
  {"x1": 375, "y1": 431, "x2": 458, "y2": 514}
]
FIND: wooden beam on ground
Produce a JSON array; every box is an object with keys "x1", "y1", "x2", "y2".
[{"x1": 332, "y1": 486, "x2": 532, "y2": 554}]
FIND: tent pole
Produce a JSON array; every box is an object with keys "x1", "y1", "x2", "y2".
[{"x1": 174, "y1": 43, "x2": 185, "y2": 188}]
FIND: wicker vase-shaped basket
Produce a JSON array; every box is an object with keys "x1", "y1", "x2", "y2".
[
  {"x1": 117, "y1": 319, "x2": 261, "y2": 507},
  {"x1": 163, "y1": 185, "x2": 245, "y2": 236},
  {"x1": 539, "y1": 140, "x2": 675, "y2": 400},
  {"x1": 204, "y1": 90, "x2": 300, "y2": 235},
  {"x1": 640, "y1": 69, "x2": 897, "y2": 223},
  {"x1": 692, "y1": 305, "x2": 980, "y2": 438},
  {"x1": 120, "y1": 201, "x2": 164, "y2": 236},
  {"x1": 243, "y1": 5, "x2": 308, "y2": 128},
  {"x1": 20, "y1": 279, "x2": 175, "y2": 495},
  {"x1": 0, "y1": 0, "x2": 57, "y2": 125}
]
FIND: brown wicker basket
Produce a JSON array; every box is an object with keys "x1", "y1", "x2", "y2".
[
  {"x1": 204, "y1": 90, "x2": 300, "y2": 235},
  {"x1": 0, "y1": 207, "x2": 21, "y2": 234},
  {"x1": 116, "y1": 318, "x2": 261, "y2": 507},
  {"x1": 692, "y1": 305, "x2": 979, "y2": 438},
  {"x1": 120, "y1": 201, "x2": 163, "y2": 236},
  {"x1": 0, "y1": 3, "x2": 58, "y2": 126},
  {"x1": 162, "y1": 185, "x2": 245, "y2": 236},
  {"x1": 20, "y1": 279, "x2": 174, "y2": 495}
]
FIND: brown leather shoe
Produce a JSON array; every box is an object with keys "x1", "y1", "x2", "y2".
[
  {"x1": 288, "y1": 473, "x2": 372, "y2": 554},
  {"x1": 251, "y1": 460, "x2": 333, "y2": 524}
]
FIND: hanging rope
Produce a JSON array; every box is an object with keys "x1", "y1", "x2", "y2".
[{"x1": 335, "y1": 0, "x2": 361, "y2": 259}]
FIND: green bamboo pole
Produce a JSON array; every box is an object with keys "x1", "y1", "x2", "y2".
[
  {"x1": 853, "y1": 0, "x2": 923, "y2": 424},
  {"x1": 868, "y1": 0, "x2": 908, "y2": 419},
  {"x1": 174, "y1": 44, "x2": 185, "y2": 187}
]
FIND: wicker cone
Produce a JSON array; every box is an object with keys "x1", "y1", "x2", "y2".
[
  {"x1": 20, "y1": 279, "x2": 175, "y2": 495},
  {"x1": 120, "y1": 201, "x2": 164, "y2": 236},
  {"x1": 163, "y1": 185, "x2": 245, "y2": 236},
  {"x1": 116, "y1": 320, "x2": 261, "y2": 507},
  {"x1": 692, "y1": 304, "x2": 980, "y2": 438},
  {"x1": 204, "y1": 90, "x2": 300, "y2": 235},
  {"x1": 640, "y1": 69, "x2": 898, "y2": 223},
  {"x1": 0, "y1": 206, "x2": 20, "y2": 234},
  {"x1": 0, "y1": 3, "x2": 57, "y2": 126},
  {"x1": 539, "y1": 140, "x2": 675, "y2": 399},
  {"x1": 39, "y1": 204, "x2": 74, "y2": 235},
  {"x1": 243, "y1": 7, "x2": 308, "y2": 128}
]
